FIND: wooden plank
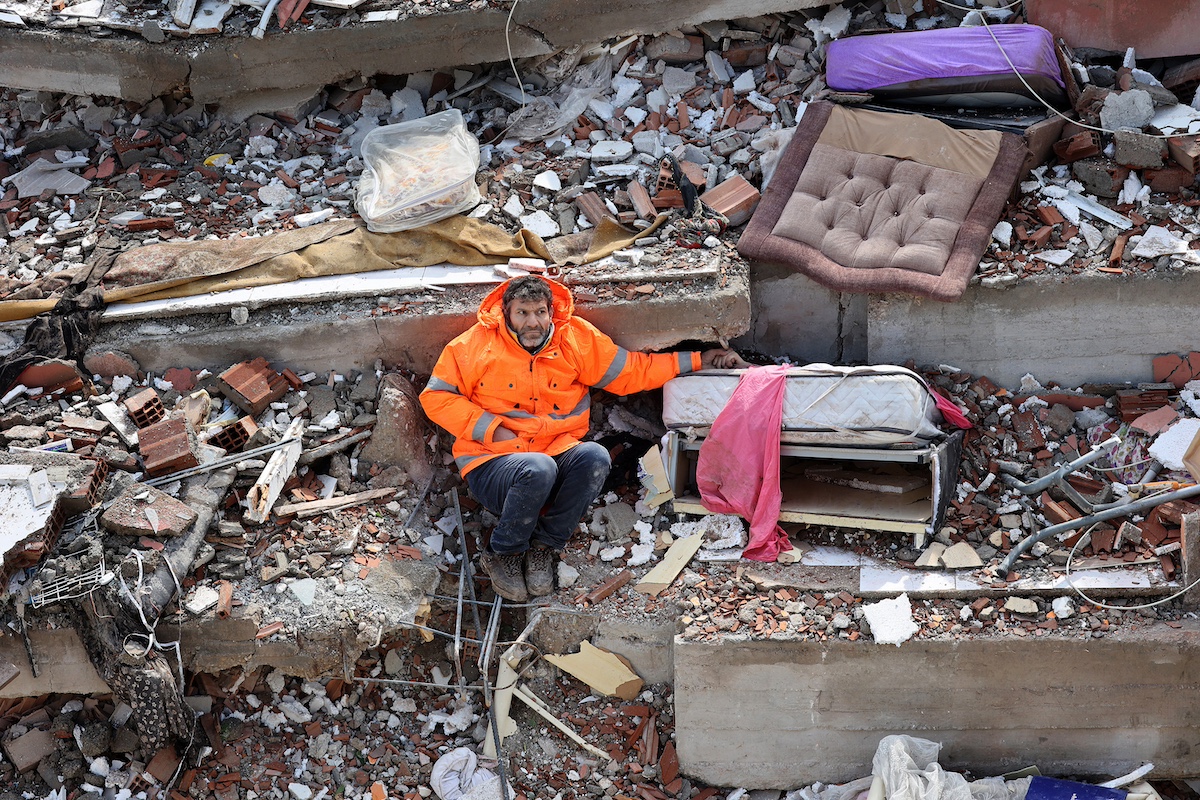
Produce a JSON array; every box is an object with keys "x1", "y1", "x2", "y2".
[
  {"x1": 635, "y1": 535, "x2": 704, "y2": 597},
  {"x1": 802, "y1": 466, "x2": 929, "y2": 495},
  {"x1": 244, "y1": 418, "x2": 305, "y2": 524},
  {"x1": 672, "y1": 497, "x2": 928, "y2": 534},
  {"x1": 274, "y1": 487, "x2": 396, "y2": 519},
  {"x1": 576, "y1": 569, "x2": 632, "y2": 605},
  {"x1": 545, "y1": 641, "x2": 644, "y2": 700}
]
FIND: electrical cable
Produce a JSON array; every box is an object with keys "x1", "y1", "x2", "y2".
[
  {"x1": 504, "y1": 0, "x2": 526, "y2": 106},
  {"x1": 1064, "y1": 522, "x2": 1200, "y2": 610},
  {"x1": 933, "y1": 0, "x2": 1189, "y2": 140}
]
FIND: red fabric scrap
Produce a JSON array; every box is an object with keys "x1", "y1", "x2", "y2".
[{"x1": 696, "y1": 365, "x2": 791, "y2": 561}]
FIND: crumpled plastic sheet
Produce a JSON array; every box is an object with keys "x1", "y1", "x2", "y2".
[
  {"x1": 431, "y1": 747, "x2": 509, "y2": 800},
  {"x1": 508, "y1": 53, "x2": 614, "y2": 141},
  {"x1": 871, "y1": 735, "x2": 1030, "y2": 800}
]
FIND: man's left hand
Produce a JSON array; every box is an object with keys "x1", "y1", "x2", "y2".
[{"x1": 701, "y1": 348, "x2": 749, "y2": 369}]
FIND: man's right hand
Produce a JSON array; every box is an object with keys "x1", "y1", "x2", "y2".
[{"x1": 493, "y1": 425, "x2": 517, "y2": 441}]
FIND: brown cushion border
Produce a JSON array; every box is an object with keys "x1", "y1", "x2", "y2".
[{"x1": 737, "y1": 101, "x2": 1027, "y2": 302}]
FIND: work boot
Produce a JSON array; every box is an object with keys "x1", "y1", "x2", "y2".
[
  {"x1": 480, "y1": 550, "x2": 528, "y2": 602},
  {"x1": 524, "y1": 545, "x2": 555, "y2": 597}
]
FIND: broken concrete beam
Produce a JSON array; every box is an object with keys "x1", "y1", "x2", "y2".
[
  {"x1": 218, "y1": 357, "x2": 289, "y2": 416},
  {"x1": 274, "y1": 487, "x2": 396, "y2": 519},
  {"x1": 138, "y1": 416, "x2": 200, "y2": 477},
  {"x1": 700, "y1": 174, "x2": 760, "y2": 227},
  {"x1": 101, "y1": 483, "x2": 198, "y2": 537},
  {"x1": 123, "y1": 388, "x2": 166, "y2": 429}
]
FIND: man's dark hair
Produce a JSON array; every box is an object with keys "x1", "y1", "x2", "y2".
[{"x1": 502, "y1": 275, "x2": 553, "y2": 313}]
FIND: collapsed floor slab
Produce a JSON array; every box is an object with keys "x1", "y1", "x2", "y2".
[
  {"x1": 867, "y1": 269, "x2": 1200, "y2": 388},
  {"x1": 0, "y1": 0, "x2": 827, "y2": 115},
  {"x1": 87, "y1": 268, "x2": 751, "y2": 374},
  {"x1": 674, "y1": 621, "x2": 1200, "y2": 789}
]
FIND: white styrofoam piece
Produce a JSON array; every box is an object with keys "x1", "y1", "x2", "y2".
[
  {"x1": 1149, "y1": 419, "x2": 1200, "y2": 471},
  {"x1": 862, "y1": 593, "x2": 919, "y2": 646}
]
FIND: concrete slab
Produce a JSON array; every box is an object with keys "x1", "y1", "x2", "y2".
[
  {"x1": 868, "y1": 270, "x2": 1200, "y2": 388},
  {"x1": 674, "y1": 622, "x2": 1200, "y2": 788},
  {"x1": 0, "y1": 0, "x2": 828, "y2": 114},
  {"x1": 0, "y1": 29, "x2": 189, "y2": 100},
  {"x1": 164, "y1": 557, "x2": 441, "y2": 678},
  {"x1": 734, "y1": 261, "x2": 867, "y2": 365},
  {"x1": 0, "y1": 628, "x2": 110, "y2": 699},
  {"x1": 90, "y1": 270, "x2": 750, "y2": 375}
]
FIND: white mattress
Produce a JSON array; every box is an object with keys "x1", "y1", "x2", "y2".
[{"x1": 662, "y1": 364, "x2": 944, "y2": 446}]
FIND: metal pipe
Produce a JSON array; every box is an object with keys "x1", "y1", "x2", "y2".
[
  {"x1": 999, "y1": 482, "x2": 1200, "y2": 576},
  {"x1": 144, "y1": 437, "x2": 300, "y2": 486},
  {"x1": 353, "y1": 677, "x2": 486, "y2": 692},
  {"x1": 1000, "y1": 435, "x2": 1121, "y2": 496}
]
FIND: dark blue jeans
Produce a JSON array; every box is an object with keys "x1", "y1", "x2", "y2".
[{"x1": 465, "y1": 442, "x2": 612, "y2": 555}]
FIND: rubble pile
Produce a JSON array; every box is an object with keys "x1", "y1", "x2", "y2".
[
  {"x1": 981, "y1": 50, "x2": 1200, "y2": 287},
  {"x1": 6, "y1": 4, "x2": 1200, "y2": 316}
]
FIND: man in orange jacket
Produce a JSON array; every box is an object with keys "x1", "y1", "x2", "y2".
[{"x1": 420, "y1": 275, "x2": 745, "y2": 602}]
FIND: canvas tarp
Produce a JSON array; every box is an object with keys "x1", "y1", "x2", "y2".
[{"x1": 0, "y1": 214, "x2": 667, "y2": 323}]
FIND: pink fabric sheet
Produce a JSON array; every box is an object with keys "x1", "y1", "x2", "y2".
[{"x1": 695, "y1": 365, "x2": 792, "y2": 562}]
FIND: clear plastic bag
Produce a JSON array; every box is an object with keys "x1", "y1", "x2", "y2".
[{"x1": 355, "y1": 108, "x2": 481, "y2": 233}]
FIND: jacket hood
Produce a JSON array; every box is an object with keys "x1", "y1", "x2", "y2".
[{"x1": 477, "y1": 276, "x2": 575, "y2": 330}]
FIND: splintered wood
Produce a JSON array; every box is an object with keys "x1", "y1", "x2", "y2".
[
  {"x1": 245, "y1": 418, "x2": 305, "y2": 524},
  {"x1": 545, "y1": 641, "x2": 644, "y2": 700},
  {"x1": 635, "y1": 535, "x2": 703, "y2": 597}
]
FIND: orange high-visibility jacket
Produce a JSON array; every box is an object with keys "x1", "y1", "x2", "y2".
[{"x1": 420, "y1": 277, "x2": 700, "y2": 476}]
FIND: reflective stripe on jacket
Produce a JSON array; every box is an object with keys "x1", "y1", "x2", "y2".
[{"x1": 420, "y1": 277, "x2": 699, "y2": 476}]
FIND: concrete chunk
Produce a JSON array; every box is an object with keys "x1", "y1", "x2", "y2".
[
  {"x1": 100, "y1": 484, "x2": 198, "y2": 537},
  {"x1": 1099, "y1": 89, "x2": 1155, "y2": 132},
  {"x1": 940, "y1": 541, "x2": 984, "y2": 569},
  {"x1": 1113, "y1": 129, "x2": 1166, "y2": 168}
]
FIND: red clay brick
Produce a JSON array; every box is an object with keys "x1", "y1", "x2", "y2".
[
  {"x1": 139, "y1": 416, "x2": 199, "y2": 477},
  {"x1": 124, "y1": 388, "x2": 166, "y2": 428},
  {"x1": 218, "y1": 358, "x2": 289, "y2": 416}
]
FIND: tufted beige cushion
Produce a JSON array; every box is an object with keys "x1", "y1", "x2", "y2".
[
  {"x1": 737, "y1": 101, "x2": 1025, "y2": 301},
  {"x1": 771, "y1": 144, "x2": 983, "y2": 276}
]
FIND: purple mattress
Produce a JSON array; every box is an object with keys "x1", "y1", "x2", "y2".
[{"x1": 826, "y1": 25, "x2": 1067, "y2": 109}]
